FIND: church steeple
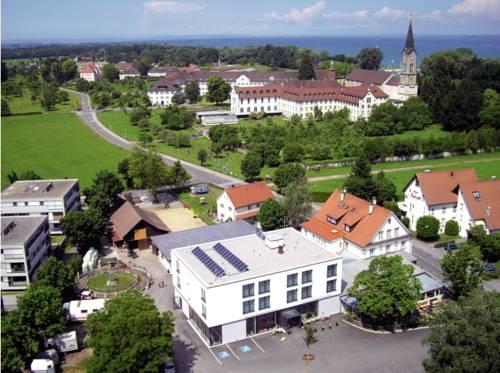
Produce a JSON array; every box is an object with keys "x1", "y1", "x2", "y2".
[{"x1": 404, "y1": 18, "x2": 416, "y2": 54}]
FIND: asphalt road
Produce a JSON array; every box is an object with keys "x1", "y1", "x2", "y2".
[
  {"x1": 412, "y1": 244, "x2": 444, "y2": 281},
  {"x1": 67, "y1": 89, "x2": 243, "y2": 188}
]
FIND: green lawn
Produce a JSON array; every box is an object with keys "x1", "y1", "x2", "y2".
[
  {"x1": 1, "y1": 112, "x2": 128, "y2": 189},
  {"x1": 87, "y1": 271, "x2": 136, "y2": 292},
  {"x1": 383, "y1": 124, "x2": 448, "y2": 140},
  {"x1": 4, "y1": 89, "x2": 80, "y2": 115},
  {"x1": 177, "y1": 185, "x2": 222, "y2": 224}
]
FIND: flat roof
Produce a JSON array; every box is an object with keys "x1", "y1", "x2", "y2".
[
  {"x1": 2, "y1": 179, "x2": 79, "y2": 201},
  {"x1": 415, "y1": 272, "x2": 444, "y2": 293},
  {"x1": 174, "y1": 228, "x2": 342, "y2": 287},
  {"x1": 1, "y1": 216, "x2": 47, "y2": 246},
  {"x1": 152, "y1": 221, "x2": 255, "y2": 260}
]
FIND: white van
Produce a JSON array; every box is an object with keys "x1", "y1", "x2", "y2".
[{"x1": 63, "y1": 299, "x2": 106, "y2": 322}]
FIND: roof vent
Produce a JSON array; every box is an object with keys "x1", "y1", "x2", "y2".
[
  {"x1": 486, "y1": 207, "x2": 491, "y2": 216},
  {"x1": 264, "y1": 234, "x2": 284, "y2": 249},
  {"x1": 424, "y1": 169, "x2": 431, "y2": 173},
  {"x1": 2, "y1": 221, "x2": 16, "y2": 236}
]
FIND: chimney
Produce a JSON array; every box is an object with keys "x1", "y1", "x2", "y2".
[
  {"x1": 486, "y1": 207, "x2": 491, "y2": 217},
  {"x1": 340, "y1": 188, "x2": 346, "y2": 202},
  {"x1": 369, "y1": 197, "x2": 376, "y2": 215}
]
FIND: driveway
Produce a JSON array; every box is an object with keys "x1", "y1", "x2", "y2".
[{"x1": 411, "y1": 241, "x2": 445, "y2": 281}]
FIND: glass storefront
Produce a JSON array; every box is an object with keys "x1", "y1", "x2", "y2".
[{"x1": 189, "y1": 306, "x2": 222, "y2": 346}]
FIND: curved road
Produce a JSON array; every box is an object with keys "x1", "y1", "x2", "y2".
[{"x1": 67, "y1": 89, "x2": 243, "y2": 188}]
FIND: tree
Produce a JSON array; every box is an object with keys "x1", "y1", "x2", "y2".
[
  {"x1": 416, "y1": 216, "x2": 440, "y2": 241},
  {"x1": 357, "y1": 48, "x2": 384, "y2": 70},
  {"x1": 258, "y1": 199, "x2": 285, "y2": 231},
  {"x1": 441, "y1": 79, "x2": 483, "y2": 131},
  {"x1": 444, "y1": 220, "x2": 459, "y2": 236},
  {"x1": 208, "y1": 125, "x2": 240, "y2": 150},
  {"x1": 117, "y1": 158, "x2": 134, "y2": 188},
  {"x1": 84, "y1": 170, "x2": 124, "y2": 218},
  {"x1": 207, "y1": 75, "x2": 231, "y2": 105},
  {"x1": 349, "y1": 256, "x2": 421, "y2": 328},
  {"x1": 423, "y1": 290, "x2": 500, "y2": 373},
  {"x1": 75, "y1": 77, "x2": 90, "y2": 92},
  {"x1": 1, "y1": 61, "x2": 8, "y2": 82},
  {"x1": 102, "y1": 63, "x2": 119, "y2": 82},
  {"x1": 61, "y1": 59, "x2": 78, "y2": 82},
  {"x1": 441, "y1": 244, "x2": 484, "y2": 299},
  {"x1": 40, "y1": 83, "x2": 59, "y2": 111},
  {"x1": 480, "y1": 88, "x2": 500, "y2": 128},
  {"x1": 172, "y1": 92, "x2": 186, "y2": 105},
  {"x1": 241, "y1": 151, "x2": 263, "y2": 181},
  {"x1": 160, "y1": 104, "x2": 194, "y2": 130},
  {"x1": 170, "y1": 160, "x2": 190, "y2": 186},
  {"x1": 197, "y1": 149, "x2": 208, "y2": 166},
  {"x1": 373, "y1": 171, "x2": 397, "y2": 205},
  {"x1": 283, "y1": 180, "x2": 312, "y2": 229},
  {"x1": 1, "y1": 311, "x2": 38, "y2": 373},
  {"x1": 273, "y1": 163, "x2": 306, "y2": 193},
  {"x1": 298, "y1": 53, "x2": 316, "y2": 80},
  {"x1": 86, "y1": 290, "x2": 175, "y2": 373},
  {"x1": 133, "y1": 58, "x2": 151, "y2": 76},
  {"x1": 61, "y1": 208, "x2": 107, "y2": 254},
  {"x1": 398, "y1": 97, "x2": 433, "y2": 131},
  {"x1": 282, "y1": 143, "x2": 305, "y2": 163},
  {"x1": 185, "y1": 80, "x2": 200, "y2": 103},
  {"x1": 303, "y1": 323, "x2": 318, "y2": 373},
  {"x1": 1, "y1": 99, "x2": 11, "y2": 116},
  {"x1": 35, "y1": 257, "x2": 75, "y2": 298},
  {"x1": 343, "y1": 157, "x2": 378, "y2": 201}
]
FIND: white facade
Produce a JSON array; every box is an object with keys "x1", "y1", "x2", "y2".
[
  {"x1": 79, "y1": 64, "x2": 102, "y2": 82},
  {"x1": 1, "y1": 216, "x2": 51, "y2": 291},
  {"x1": 149, "y1": 89, "x2": 177, "y2": 107},
  {"x1": 119, "y1": 73, "x2": 140, "y2": 80},
  {"x1": 1, "y1": 180, "x2": 81, "y2": 234},
  {"x1": 171, "y1": 228, "x2": 343, "y2": 346}
]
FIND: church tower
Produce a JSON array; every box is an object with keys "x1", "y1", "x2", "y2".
[{"x1": 399, "y1": 19, "x2": 418, "y2": 99}]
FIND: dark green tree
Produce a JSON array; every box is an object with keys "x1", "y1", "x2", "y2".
[
  {"x1": 169, "y1": 160, "x2": 191, "y2": 186},
  {"x1": 423, "y1": 290, "x2": 500, "y2": 373},
  {"x1": 398, "y1": 97, "x2": 433, "y2": 131},
  {"x1": 1, "y1": 99, "x2": 11, "y2": 116},
  {"x1": 298, "y1": 52, "x2": 316, "y2": 80},
  {"x1": 102, "y1": 63, "x2": 119, "y2": 82},
  {"x1": 283, "y1": 180, "x2": 312, "y2": 229},
  {"x1": 185, "y1": 80, "x2": 200, "y2": 103},
  {"x1": 160, "y1": 104, "x2": 194, "y2": 130},
  {"x1": 39, "y1": 83, "x2": 59, "y2": 111},
  {"x1": 258, "y1": 199, "x2": 285, "y2": 231},
  {"x1": 273, "y1": 163, "x2": 306, "y2": 193},
  {"x1": 416, "y1": 216, "x2": 440, "y2": 241},
  {"x1": 117, "y1": 158, "x2": 134, "y2": 188},
  {"x1": 444, "y1": 220, "x2": 459, "y2": 236},
  {"x1": 1, "y1": 311, "x2": 38, "y2": 373},
  {"x1": 61, "y1": 208, "x2": 107, "y2": 254},
  {"x1": 282, "y1": 143, "x2": 305, "y2": 163},
  {"x1": 357, "y1": 48, "x2": 384, "y2": 70},
  {"x1": 207, "y1": 75, "x2": 231, "y2": 105},
  {"x1": 480, "y1": 88, "x2": 500, "y2": 128},
  {"x1": 197, "y1": 148, "x2": 208, "y2": 166},
  {"x1": 241, "y1": 152, "x2": 263, "y2": 181},
  {"x1": 441, "y1": 244, "x2": 484, "y2": 299},
  {"x1": 35, "y1": 257, "x2": 75, "y2": 297},
  {"x1": 133, "y1": 58, "x2": 151, "y2": 76},
  {"x1": 373, "y1": 171, "x2": 397, "y2": 205},
  {"x1": 61, "y1": 59, "x2": 78, "y2": 82},
  {"x1": 172, "y1": 92, "x2": 186, "y2": 105},
  {"x1": 442, "y1": 79, "x2": 483, "y2": 131},
  {"x1": 84, "y1": 170, "x2": 124, "y2": 218},
  {"x1": 343, "y1": 157, "x2": 378, "y2": 201},
  {"x1": 75, "y1": 78, "x2": 90, "y2": 92},
  {"x1": 86, "y1": 290, "x2": 175, "y2": 373}
]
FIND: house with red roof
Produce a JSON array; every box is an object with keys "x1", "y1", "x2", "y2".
[
  {"x1": 402, "y1": 169, "x2": 479, "y2": 233},
  {"x1": 79, "y1": 63, "x2": 102, "y2": 82},
  {"x1": 301, "y1": 189, "x2": 412, "y2": 259},
  {"x1": 115, "y1": 62, "x2": 140, "y2": 80},
  {"x1": 216, "y1": 181, "x2": 274, "y2": 223}
]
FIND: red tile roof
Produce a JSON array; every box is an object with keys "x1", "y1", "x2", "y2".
[
  {"x1": 386, "y1": 76, "x2": 400, "y2": 86},
  {"x1": 302, "y1": 189, "x2": 393, "y2": 248},
  {"x1": 109, "y1": 201, "x2": 169, "y2": 242},
  {"x1": 460, "y1": 180, "x2": 500, "y2": 232},
  {"x1": 225, "y1": 181, "x2": 274, "y2": 209},
  {"x1": 346, "y1": 68, "x2": 393, "y2": 85},
  {"x1": 409, "y1": 169, "x2": 479, "y2": 206},
  {"x1": 80, "y1": 63, "x2": 99, "y2": 74},
  {"x1": 235, "y1": 210, "x2": 259, "y2": 220},
  {"x1": 115, "y1": 62, "x2": 139, "y2": 75}
]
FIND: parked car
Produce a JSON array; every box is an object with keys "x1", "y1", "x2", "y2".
[
  {"x1": 484, "y1": 262, "x2": 496, "y2": 273},
  {"x1": 446, "y1": 243, "x2": 458, "y2": 251},
  {"x1": 159, "y1": 357, "x2": 175, "y2": 373}
]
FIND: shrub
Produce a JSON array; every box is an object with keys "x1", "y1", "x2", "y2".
[
  {"x1": 416, "y1": 216, "x2": 440, "y2": 241},
  {"x1": 444, "y1": 220, "x2": 460, "y2": 236}
]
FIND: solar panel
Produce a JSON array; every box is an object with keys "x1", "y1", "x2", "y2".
[
  {"x1": 192, "y1": 247, "x2": 225, "y2": 277},
  {"x1": 213, "y1": 242, "x2": 248, "y2": 272}
]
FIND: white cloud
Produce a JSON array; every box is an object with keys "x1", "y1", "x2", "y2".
[
  {"x1": 449, "y1": 0, "x2": 500, "y2": 18},
  {"x1": 323, "y1": 9, "x2": 368, "y2": 21},
  {"x1": 265, "y1": 1, "x2": 326, "y2": 23},
  {"x1": 374, "y1": 6, "x2": 408, "y2": 18},
  {"x1": 143, "y1": 1, "x2": 204, "y2": 15}
]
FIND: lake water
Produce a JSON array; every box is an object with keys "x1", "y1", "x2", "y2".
[{"x1": 163, "y1": 35, "x2": 500, "y2": 65}]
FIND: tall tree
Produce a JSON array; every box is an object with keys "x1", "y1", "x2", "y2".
[
  {"x1": 61, "y1": 59, "x2": 78, "y2": 82},
  {"x1": 241, "y1": 151, "x2": 263, "y2": 181},
  {"x1": 479, "y1": 88, "x2": 500, "y2": 128},
  {"x1": 117, "y1": 158, "x2": 134, "y2": 188},
  {"x1": 197, "y1": 149, "x2": 208, "y2": 166},
  {"x1": 283, "y1": 180, "x2": 312, "y2": 229},
  {"x1": 273, "y1": 163, "x2": 306, "y2": 193},
  {"x1": 133, "y1": 58, "x2": 151, "y2": 76},
  {"x1": 86, "y1": 290, "x2": 175, "y2": 373},
  {"x1": 298, "y1": 53, "x2": 316, "y2": 80},
  {"x1": 84, "y1": 170, "x2": 124, "y2": 218},
  {"x1": 35, "y1": 257, "x2": 76, "y2": 298},
  {"x1": 1, "y1": 98, "x2": 11, "y2": 116},
  {"x1": 185, "y1": 80, "x2": 200, "y2": 103},
  {"x1": 357, "y1": 48, "x2": 384, "y2": 70},
  {"x1": 170, "y1": 160, "x2": 190, "y2": 186},
  {"x1": 441, "y1": 79, "x2": 483, "y2": 131},
  {"x1": 258, "y1": 199, "x2": 285, "y2": 231},
  {"x1": 423, "y1": 290, "x2": 500, "y2": 373},
  {"x1": 1, "y1": 311, "x2": 38, "y2": 372},
  {"x1": 102, "y1": 63, "x2": 119, "y2": 82},
  {"x1": 207, "y1": 75, "x2": 231, "y2": 105},
  {"x1": 343, "y1": 157, "x2": 378, "y2": 201},
  {"x1": 61, "y1": 208, "x2": 107, "y2": 254}
]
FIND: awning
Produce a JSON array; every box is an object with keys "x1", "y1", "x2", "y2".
[{"x1": 281, "y1": 309, "x2": 300, "y2": 320}]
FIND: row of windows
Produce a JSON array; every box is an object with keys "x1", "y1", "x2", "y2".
[
  {"x1": 243, "y1": 279, "x2": 270, "y2": 298},
  {"x1": 286, "y1": 264, "x2": 337, "y2": 288},
  {"x1": 243, "y1": 295, "x2": 271, "y2": 314},
  {"x1": 377, "y1": 227, "x2": 400, "y2": 240}
]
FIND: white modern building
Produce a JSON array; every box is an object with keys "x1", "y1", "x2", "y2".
[
  {"x1": 402, "y1": 169, "x2": 479, "y2": 233},
  {"x1": 1, "y1": 216, "x2": 51, "y2": 291},
  {"x1": 148, "y1": 81, "x2": 183, "y2": 107},
  {"x1": 217, "y1": 181, "x2": 274, "y2": 223},
  {"x1": 171, "y1": 228, "x2": 343, "y2": 346},
  {"x1": 1, "y1": 179, "x2": 81, "y2": 234},
  {"x1": 79, "y1": 63, "x2": 102, "y2": 82},
  {"x1": 302, "y1": 189, "x2": 412, "y2": 260}
]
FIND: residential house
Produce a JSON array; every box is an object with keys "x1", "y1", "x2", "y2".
[
  {"x1": 115, "y1": 62, "x2": 140, "y2": 80},
  {"x1": 1, "y1": 179, "x2": 81, "y2": 234},
  {"x1": 171, "y1": 227, "x2": 343, "y2": 346},
  {"x1": 1, "y1": 216, "x2": 51, "y2": 291},
  {"x1": 301, "y1": 189, "x2": 412, "y2": 259},
  {"x1": 79, "y1": 63, "x2": 102, "y2": 82},
  {"x1": 216, "y1": 181, "x2": 274, "y2": 223}
]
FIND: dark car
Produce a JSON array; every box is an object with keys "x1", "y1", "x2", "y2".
[
  {"x1": 446, "y1": 243, "x2": 458, "y2": 251},
  {"x1": 484, "y1": 262, "x2": 496, "y2": 273}
]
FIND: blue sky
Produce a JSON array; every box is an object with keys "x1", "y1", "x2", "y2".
[{"x1": 2, "y1": 0, "x2": 500, "y2": 41}]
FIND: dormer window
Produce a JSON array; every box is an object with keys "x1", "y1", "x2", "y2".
[
  {"x1": 344, "y1": 224, "x2": 351, "y2": 232},
  {"x1": 472, "y1": 191, "x2": 480, "y2": 201},
  {"x1": 327, "y1": 215, "x2": 337, "y2": 225}
]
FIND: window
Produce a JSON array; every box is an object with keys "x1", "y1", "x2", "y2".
[
  {"x1": 326, "y1": 279, "x2": 337, "y2": 293},
  {"x1": 176, "y1": 260, "x2": 180, "y2": 274},
  {"x1": 259, "y1": 280, "x2": 270, "y2": 294},
  {"x1": 259, "y1": 296, "x2": 270, "y2": 310},
  {"x1": 176, "y1": 276, "x2": 181, "y2": 289},
  {"x1": 201, "y1": 288, "x2": 206, "y2": 303},
  {"x1": 242, "y1": 283, "x2": 254, "y2": 298},
  {"x1": 40, "y1": 201, "x2": 44, "y2": 206},
  {"x1": 378, "y1": 231, "x2": 383, "y2": 240},
  {"x1": 327, "y1": 264, "x2": 337, "y2": 278},
  {"x1": 287, "y1": 289, "x2": 298, "y2": 303},
  {"x1": 302, "y1": 270, "x2": 312, "y2": 284},
  {"x1": 301, "y1": 286, "x2": 312, "y2": 299},
  {"x1": 202, "y1": 304, "x2": 206, "y2": 318},
  {"x1": 442, "y1": 207, "x2": 446, "y2": 214},
  {"x1": 386, "y1": 229, "x2": 392, "y2": 238},
  {"x1": 243, "y1": 300, "x2": 254, "y2": 314},
  {"x1": 394, "y1": 227, "x2": 399, "y2": 236},
  {"x1": 344, "y1": 224, "x2": 351, "y2": 232},
  {"x1": 287, "y1": 273, "x2": 298, "y2": 287}
]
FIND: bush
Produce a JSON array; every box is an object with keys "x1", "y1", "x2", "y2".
[
  {"x1": 444, "y1": 220, "x2": 460, "y2": 236},
  {"x1": 416, "y1": 216, "x2": 440, "y2": 241}
]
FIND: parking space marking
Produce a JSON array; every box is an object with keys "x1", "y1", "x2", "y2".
[
  {"x1": 208, "y1": 347, "x2": 223, "y2": 366},
  {"x1": 226, "y1": 344, "x2": 241, "y2": 360},
  {"x1": 251, "y1": 337, "x2": 266, "y2": 353}
]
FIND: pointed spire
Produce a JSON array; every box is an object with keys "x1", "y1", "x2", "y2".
[{"x1": 404, "y1": 18, "x2": 415, "y2": 53}]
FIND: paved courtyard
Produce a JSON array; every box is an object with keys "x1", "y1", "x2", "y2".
[{"x1": 128, "y1": 249, "x2": 430, "y2": 373}]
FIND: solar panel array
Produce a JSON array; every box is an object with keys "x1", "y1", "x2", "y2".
[
  {"x1": 192, "y1": 247, "x2": 225, "y2": 277},
  {"x1": 213, "y1": 242, "x2": 249, "y2": 272}
]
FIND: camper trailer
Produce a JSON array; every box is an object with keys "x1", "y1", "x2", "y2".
[
  {"x1": 46, "y1": 331, "x2": 78, "y2": 352},
  {"x1": 63, "y1": 299, "x2": 105, "y2": 322}
]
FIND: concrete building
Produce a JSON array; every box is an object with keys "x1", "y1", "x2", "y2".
[
  {"x1": 402, "y1": 169, "x2": 479, "y2": 233},
  {"x1": 302, "y1": 189, "x2": 412, "y2": 260},
  {"x1": 79, "y1": 63, "x2": 102, "y2": 82},
  {"x1": 217, "y1": 181, "x2": 274, "y2": 223},
  {"x1": 1, "y1": 216, "x2": 51, "y2": 291},
  {"x1": 1, "y1": 179, "x2": 81, "y2": 234},
  {"x1": 148, "y1": 80, "x2": 183, "y2": 107},
  {"x1": 171, "y1": 227, "x2": 343, "y2": 346}
]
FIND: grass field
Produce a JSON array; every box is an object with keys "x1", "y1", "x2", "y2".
[
  {"x1": 383, "y1": 124, "x2": 448, "y2": 140},
  {"x1": 87, "y1": 271, "x2": 136, "y2": 292},
  {"x1": 4, "y1": 88, "x2": 81, "y2": 115},
  {"x1": 177, "y1": 185, "x2": 222, "y2": 224},
  {"x1": 1, "y1": 112, "x2": 128, "y2": 190}
]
